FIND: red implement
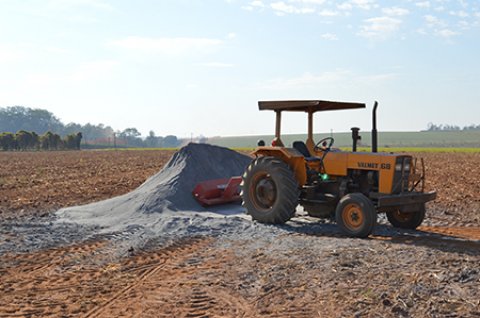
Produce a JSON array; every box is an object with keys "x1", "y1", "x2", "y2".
[{"x1": 192, "y1": 176, "x2": 242, "y2": 207}]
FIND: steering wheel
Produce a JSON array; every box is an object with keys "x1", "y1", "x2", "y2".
[{"x1": 314, "y1": 137, "x2": 334, "y2": 152}]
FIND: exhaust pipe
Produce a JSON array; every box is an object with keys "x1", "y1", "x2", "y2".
[
  {"x1": 351, "y1": 127, "x2": 360, "y2": 152},
  {"x1": 372, "y1": 101, "x2": 378, "y2": 153}
]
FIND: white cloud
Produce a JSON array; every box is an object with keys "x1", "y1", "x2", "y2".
[
  {"x1": 359, "y1": 73, "x2": 398, "y2": 82},
  {"x1": 424, "y1": 14, "x2": 438, "y2": 24},
  {"x1": 197, "y1": 62, "x2": 234, "y2": 68},
  {"x1": 436, "y1": 29, "x2": 458, "y2": 38},
  {"x1": 337, "y1": 2, "x2": 353, "y2": 10},
  {"x1": 11, "y1": 0, "x2": 115, "y2": 25},
  {"x1": 47, "y1": 0, "x2": 114, "y2": 11},
  {"x1": 318, "y1": 9, "x2": 340, "y2": 17},
  {"x1": 421, "y1": 14, "x2": 461, "y2": 37},
  {"x1": 458, "y1": 0, "x2": 468, "y2": 9},
  {"x1": 242, "y1": 5, "x2": 254, "y2": 11},
  {"x1": 251, "y1": 0, "x2": 265, "y2": 7},
  {"x1": 416, "y1": 28, "x2": 428, "y2": 35},
  {"x1": 458, "y1": 20, "x2": 470, "y2": 29},
  {"x1": 260, "y1": 70, "x2": 350, "y2": 89},
  {"x1": 270, "y1": 1, "x2": 315, "y2": 15},
  {"x1": 259, "y1": 70, "x2": 398, "y2": 90},
  {"x1": 227, "y1": 32, "x2": 237, "y2": 39},
  {"x1": 108, "y1": 36, "x2": 223, "y2": 55},
  {"x1": 415, "y1": 1, "x2": 430, "y2": 9},
  {"x1": 16, "y1": 59, "x2": 119, "y2": 93},
  {"x1": 351, "y1": 0, "x2": 376, "y2": 10},
  {"x1": 242, "y1": 0, "x2": 265, "y2": 10},
  {"x1": 293, "y1": 0, "x2": 326, "y2": 4},
  {"x1": 332, "y1": 0, "x2": 378, "y2": 11},
  {"x1": 320, "y1": 33, "x2": 338, "y2": 40},
  {"x1": 358, "y1": 16, "x2": 402, "y2": 40},
  {"x1": 424, "y1": 14, "x2": 448, "y2": 28},
  {"x1": 382, "y1": 7, "x2": 409, "y2": 16},
  {"x1": 449, "y1": 10, "x2": 469, "y2": 18}
]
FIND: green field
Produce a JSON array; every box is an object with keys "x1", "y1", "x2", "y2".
[{"x1": 207, "y1": 131, "x2": 480, "y2": 149}]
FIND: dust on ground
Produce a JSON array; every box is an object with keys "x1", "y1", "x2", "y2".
[{"x1": 1, "y1": 146, "x2": 479, "y2": 317}]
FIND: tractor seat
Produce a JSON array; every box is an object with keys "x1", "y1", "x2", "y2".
[{"x1": 292, "y1": 141, "x2": 322, "y2": 162}]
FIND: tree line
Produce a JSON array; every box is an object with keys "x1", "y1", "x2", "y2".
[
  {"x1": 0, "y1": 106, "x2": 115, "y2": 144},
  {"x1": 0, "y1": 131, "x2": 82, "y2": 151},
  {"x1": 426, "y1": 123, "x2": 480, "y2": 131},
  {"x1": 0, "y1": 106, "x2": 183, "y2": 148}
]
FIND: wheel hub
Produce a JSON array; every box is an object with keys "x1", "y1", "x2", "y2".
[
  {"x1": 255, "y1": 177, "x2": 276, "y2": 207},
  {"x1": 343, "y1": 203, "x2": 364, "y2": 229}
]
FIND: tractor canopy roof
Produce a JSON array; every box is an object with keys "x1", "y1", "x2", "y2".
[{"x1": 258, "y1": 100, "x2": 366, "y2": 113}]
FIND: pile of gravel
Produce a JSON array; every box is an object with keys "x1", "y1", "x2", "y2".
[{"x1": 56, "y1": 143, "x2": 252, "y2": 233}]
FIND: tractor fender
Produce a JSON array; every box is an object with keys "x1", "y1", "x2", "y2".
[{"x1": 251, "y1": 147, "x2": 308, "y2": 186}]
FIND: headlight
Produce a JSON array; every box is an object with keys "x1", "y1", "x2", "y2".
[
  {"x1": 395, "y1": 163, "x2": 403, "y2": 171},
  {"x1": 404, "y1": 158, "x2": 411, "y2": 172}
]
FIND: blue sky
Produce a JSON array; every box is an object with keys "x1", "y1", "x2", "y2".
[{"x1": 0, "y1": 0, "x2": 479, "y2": 137}]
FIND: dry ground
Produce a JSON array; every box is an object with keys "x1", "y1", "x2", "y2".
[
  {"x1": 1, "y1": 150, "x2": 479, "y2": 317},
  {"x1": 0, "y1": 150, "x2": 175, "y2": 217}
]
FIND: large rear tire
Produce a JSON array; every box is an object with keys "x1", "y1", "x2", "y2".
[
  {"x1": 335, "y1": 193, "x2": 376, "y2": 238},
  {"x1": 241, "y1": 156, "x2": 299, "y2": 224},
  {"x1": 386, "y1": 205, "x2": 425, "y2": 229}
]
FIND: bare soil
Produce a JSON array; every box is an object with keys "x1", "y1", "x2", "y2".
[
  {"x1": 0, "y1": 150, "x2": 175, "y2": 217},
  {"x1": 1, "y1": 150, "x2": 479, "y2": 317}
]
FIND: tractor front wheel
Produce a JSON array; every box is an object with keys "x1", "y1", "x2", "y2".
[
  {"x1": 386, "y1": 205, "x2": 425, "y2": 229},
  {"x1": 335, "y1": 193, "x2": 376, "y2": 238},
  {"x1": 241, "y1": 156, "x2": 299, "y2": 224}
]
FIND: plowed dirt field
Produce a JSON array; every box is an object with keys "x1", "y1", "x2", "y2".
[{"x1": 1, "y1": 150, "x2": 479, "y2": 317}]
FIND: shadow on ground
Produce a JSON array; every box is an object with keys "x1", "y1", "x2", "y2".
[{"x1": 275, "y1": 218, "x2": 480, "y2": 256}]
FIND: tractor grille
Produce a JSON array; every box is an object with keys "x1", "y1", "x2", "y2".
[{"x1": 392, "y1": 156, "x2": 411, "y2": 194}]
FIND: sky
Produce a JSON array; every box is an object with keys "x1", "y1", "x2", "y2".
[{"x1": 0, "y1": 0, "x2": 479, "y2": 138}]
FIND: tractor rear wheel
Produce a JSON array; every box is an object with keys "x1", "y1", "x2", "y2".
[
  {"x1": 335, "y1": 193, "x2": 376, "y2": 238},
  {"x1": 386, "y1": 205, "x2": 425, "y2": 229},
  {"x1": 241, "y1": 156, "x2": 299, "y2": 224}
]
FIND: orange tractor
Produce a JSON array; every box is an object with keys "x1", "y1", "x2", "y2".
[{"x1": 240, "y1": 100, "x2": 436, "y2": 237}]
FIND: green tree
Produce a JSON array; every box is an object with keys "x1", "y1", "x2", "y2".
[
  {"x1": 63, "y1": 132, "x2": 82, "y2": 150},
  {"x1": 75, "y1": 132, "x2": 82, "y2": 150},
  {"x1": 119, "y1": 128, "x2": 142, "y2": 147},
  {"x1": 41, "y1": 131, "x2": 53, "y2": 150},
  {"x1": 16, "y1": 130, "x2": 33, "y2": 150},
  {"x1": 64, "y1": 134, "x2": 76, "y2": 150},
  {"x1": 30, "y1": 132, "x2": 40, "y2": 150},
  {"x1": 0, "y1": 132, "x2": 15, "y2": 150},
  {"x1": 0, "y1": 106, "x2": 62, "y2": 134},
  {"x1": 163, "y1": 135, "x2": 179, "y2": 147},
  {"x1": 52, "y1": 133, "x2": 62, "y2": 150},
  {"x1": 145, "y1": 130, "x2": 157, "y2": 147}
]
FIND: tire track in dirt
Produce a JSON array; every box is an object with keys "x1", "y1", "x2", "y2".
[
  {"x1": 185, "y1": 287, "x2": 216, "y2": 318},
  {"x1": 0, "y1": 235, "x2": 260, "y2": 318},
  {"x1": 0, "y1": 240, "x2": 108, "y2": 317},
  {"x1": 83, "y1": 237, "x2": 213, "y2": 317},
  {"x1": 88, "y1": 237, "x2": 258, "y2": 318}
]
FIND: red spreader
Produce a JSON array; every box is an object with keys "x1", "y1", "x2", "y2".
[{"x1": 192, "y1": 176, "x2": 242, "y2": 207}]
